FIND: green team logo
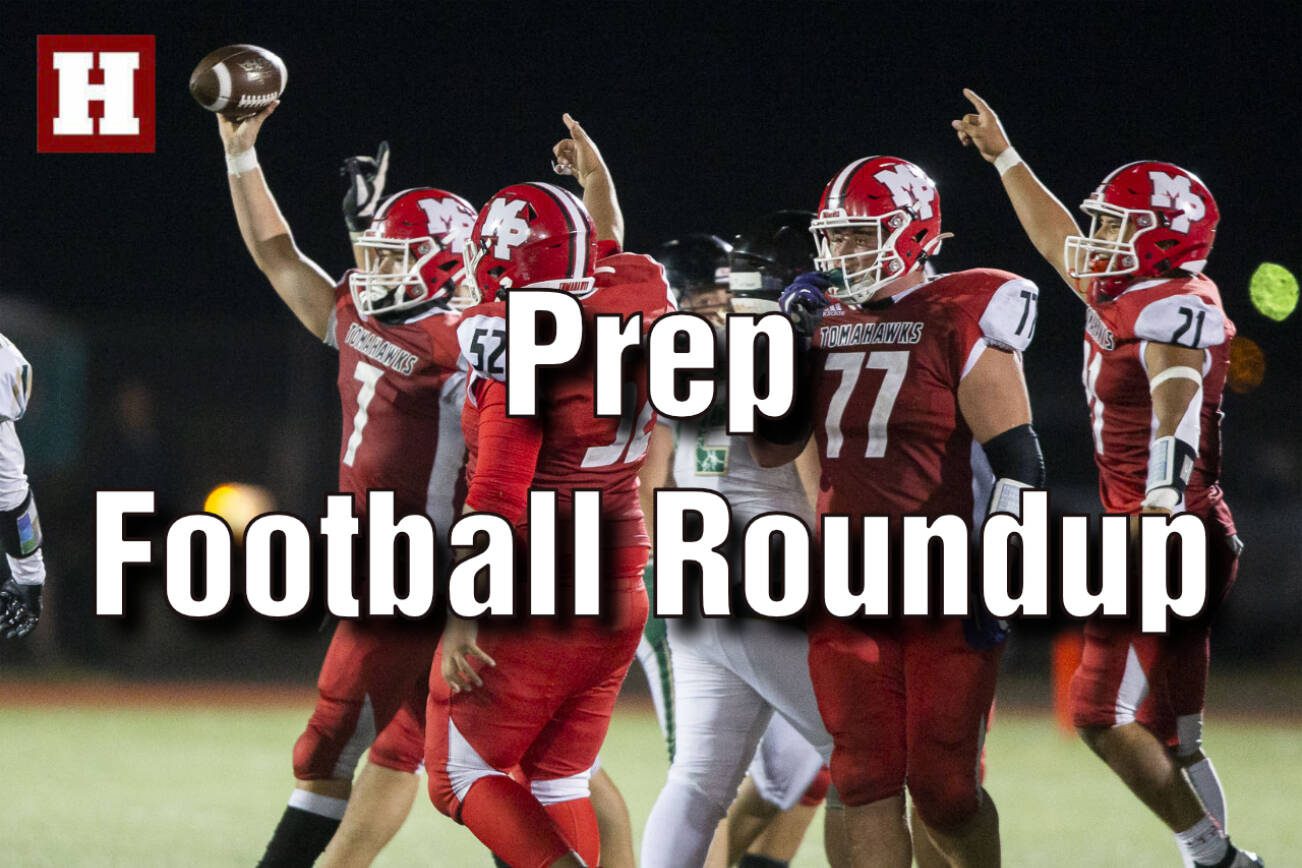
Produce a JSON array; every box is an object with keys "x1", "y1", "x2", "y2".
[{"x1": 693, "y1": 404, "x2": 729, "y2": 476}]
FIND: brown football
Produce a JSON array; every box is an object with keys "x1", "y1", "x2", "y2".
[{"x1": 189, "y1": 44, "x2": 287, "y2": 121}]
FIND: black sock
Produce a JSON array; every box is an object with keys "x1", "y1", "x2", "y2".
[
  {"x1": 257, "y1": 805, "x2": 342, "y2": 867},
  {"x1": 739, "y1": 855, "x2": 789, "y2": 868}
]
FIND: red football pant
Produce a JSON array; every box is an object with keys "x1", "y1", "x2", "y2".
[
  {"x1": 427, "y1": 547, "x2": 649, "y2": 866},
  {"x1": 809, "y1": 617, "x2": 1000, "y2": 831},
  {"x1": 293, "y1": 617, "x2": 442, "y2": 779},
  {"x1": 1071, "y1": 499, "x2": 1241, "y2": 751}
]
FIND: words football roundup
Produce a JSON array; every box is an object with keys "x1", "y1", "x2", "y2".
[
  {"x1": 95, "y1": 489, "x2": 1208, "y2": 633},
  {"x1": 93, "y1": 301, "x2": 1211, "y2": 633}
]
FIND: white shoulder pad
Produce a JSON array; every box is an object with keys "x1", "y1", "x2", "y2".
[
  {"x1": 457, "y1": 313, "x2": 508, "y2": 382},
  {"x1": 0, "y1": 333, "x2": 32, "y2": 422},
  {"x1": 1133, "y1": 294, "x2": 1227, "y2": 349},
  {"x1": 978, "y1": 277, "x2": 1039, "y2": 352}
]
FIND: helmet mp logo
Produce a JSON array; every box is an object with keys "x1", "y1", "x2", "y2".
[
  {"x1": 874, "y1": 165, "x2": 936, "y2": 220},
  {"x1": 417, "y1": 197, "x2": 475, "y2": 253},
  {"x1": 1147, "y1": 171, "x2": 1205, "y2": 233},
  {"x1": 482, "y1": 198, "x2": 533, "y2": 259}
]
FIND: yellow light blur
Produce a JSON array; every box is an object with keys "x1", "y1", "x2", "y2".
[
  {"x1": 203, "y1": 482, "x2": 276, "y2": 543},
  {"x1": 1249, "y1": 262, "x2": 1298, "y2": 322}
]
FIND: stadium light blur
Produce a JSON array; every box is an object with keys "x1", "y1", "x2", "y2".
[
  {"x1": 1248, "y1": 262, "x2": 1298, "y2": 322},
  {"x1": 202, "y1": 482, "x2": 276, "y2": 543}
]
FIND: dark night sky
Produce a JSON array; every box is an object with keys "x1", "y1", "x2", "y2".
[
  {"x1": 1, "y1": 1, "x2": 1300, "y2": 667},
  {"x1": 3, "y1": 1, "x2": 1300, "y2": 497}
]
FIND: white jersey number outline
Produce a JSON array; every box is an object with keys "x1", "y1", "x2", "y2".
[{"x1": 823, "y1": 350, "x2": 909, "y2": 459}]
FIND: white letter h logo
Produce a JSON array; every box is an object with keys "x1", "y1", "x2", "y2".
[{"x1": 52, "y1": 51, "x2": 139, "y2": 136}]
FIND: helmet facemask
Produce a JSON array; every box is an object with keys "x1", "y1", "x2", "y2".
[
  {"x1": 1064, "y1": 198, "x2": 1157, "y2": 284},
  {"x1": 811, "y1": 210, "x2": 914, "y2": 304},
  {"x1": 350, "y1": 234, "x2": 452, "y2": 317}
]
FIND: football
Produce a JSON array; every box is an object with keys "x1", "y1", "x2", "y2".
[{"x1": 188, "y1": 44, "x2": 287, "y2": 121}]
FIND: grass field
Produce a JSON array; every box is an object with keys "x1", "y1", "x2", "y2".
[{"x1": 1, "y1": 691, "x2": 1299, "y2": 867}]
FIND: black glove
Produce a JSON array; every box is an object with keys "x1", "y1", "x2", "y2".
[
  {"x1": 0, "y1": 577, "x2": 41, "y2": 639},
  {"x1": 341, "y1": 141, "x2": 391, "y2": 233}
]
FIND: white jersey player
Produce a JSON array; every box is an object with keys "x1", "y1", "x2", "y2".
[
  {"x1": 639, "y1": 221, "x2": 834, "y2": 868},
  {"x1": 0, "y1": 333, "x2": 46, "y2": 640}
]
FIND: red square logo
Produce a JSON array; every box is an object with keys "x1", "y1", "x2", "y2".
[{"x1": 37, "y1": 35, "x2": 156, "y2": 153}]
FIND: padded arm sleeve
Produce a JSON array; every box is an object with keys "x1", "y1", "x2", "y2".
[{"x1": 463, "y1": 379, "x2": 544, "y2": 524}]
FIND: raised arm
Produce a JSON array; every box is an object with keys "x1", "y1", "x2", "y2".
[
  {"x1": 219, "y1": 102, "x2": 336, "y2": 339},
  {"x1": 552, "y1": 113, "x2": 624, "y2": 246},
  {"x1": 952, "y1": 89, "x2": 1085, "y2": 298}
]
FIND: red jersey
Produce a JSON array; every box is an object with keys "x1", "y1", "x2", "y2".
[
  {"x1": 327, "y1": 278, "x2": 467, "y2": 532},
  {"x1": 810, "y1": 268, "x2": 1038, "y2": 523},
  {"x1": 457, "y1": 252, "x2": 674, "y2": 549},
  {"x1": 1081, "y1": 274, "x2": 1234, "y2": 515}
]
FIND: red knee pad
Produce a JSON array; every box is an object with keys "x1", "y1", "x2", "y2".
[
  {"x1": 292, "y1": 694, "x2": 368, "y2": 781},
  {"x1": 800, "y1": 765, "x2": 832, "y2": 807},
  {"x1": 829, "y1": 754, "x2": 904, "y2": 808},
  {"x1": 369, "y1": 697, "x2": 426, "y2": 774},
  {"x1": 427, "y1": 766, "x2": 462, "y2": 820},
  {"x1": 909, "y1": 771, "x2": 982, "y2": 832}
]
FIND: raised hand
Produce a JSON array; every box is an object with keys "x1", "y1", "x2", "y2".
[
  {"x1": 217, "y1": 99, "x2": 279, "y2": 156},
  {"x1": 951, "y1": 88, "x2": 1012, "y2": 163},
  {"x1": 341, "y1": 141, "x2": 391, "y2": 233},
  {"x1": 552, "y1": 113, "x2": 609, "y2": 189}
]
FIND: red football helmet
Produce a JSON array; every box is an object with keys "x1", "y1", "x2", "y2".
[
  {"x1": 810, "y1": 156, "x2": 947, "y2": 303},
  {"x1": 1065, "y1": 161, "x2": 1219, "y2": 294},
  {"x1": 349, "y1": 188, "x2": 476, "y2": 317},
  {"x1": 463, "y1": 182, "x2": 597, "y2": 304}
]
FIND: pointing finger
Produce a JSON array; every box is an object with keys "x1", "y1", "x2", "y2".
[
  {"x1": 562, "y1": 112, "x2": 589, "y2": 142},
  {"x1": 962, "y1": 88, "x2": 992, "y2": 116}
]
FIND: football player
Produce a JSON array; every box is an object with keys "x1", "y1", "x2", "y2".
[
  {"x1": 953, "y1": 88, "x2": 1262, "y2": 868},
  {"x1": 0, "y1": 333, "x2": 45, "y2": 641},
  {"x1": 217, "y1": 102, "x2": 472, "y2": 868},
  {"x1": 639, "y1": 219, "x2": 835, "y2": 868},
  {"x1": 426, "y1": 117, "x2": 673, "y2": 868},
  {"x1": 755, "y1": 157, "x2": 1046, "y2": 867}
]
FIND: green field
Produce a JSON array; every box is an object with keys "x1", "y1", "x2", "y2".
[{"x1": 1, "y1": 700, "x2": 1298, "y2": 866}]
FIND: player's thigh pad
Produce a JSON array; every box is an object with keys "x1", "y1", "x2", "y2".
[
  {"x1": 368, "y1": 673, "x2": 429, "y2": 774},
  {"x1": 520, "y1": 604, "x2": 646, "y2": 783},
  {"x1": 903, "y1": 620, "x2": 1000, "y2": 831},
  {"x1": 1070, "y1": 619, "x2": 1174, "y2": 738},
  {"x1": 722, "y1": 617, "x2": 834, "y2": 761},
  {"x1": 808, "y1": 618, "x2": 907, "y2": 807},
  {"x1": 665, "y1": 618, "x2": 775, "y2": 811},
  {"x1": 747, "y1": 712, "x2": 826, "y2": 811}
]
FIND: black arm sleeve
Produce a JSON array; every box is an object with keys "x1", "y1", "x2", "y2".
[{"x1": 981, "y1": 423, "x2": 1046, "y2": 487}]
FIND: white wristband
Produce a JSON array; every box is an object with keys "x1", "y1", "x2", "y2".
[
  {"x1": 994, "y1": 147, "x2": 1022, "y2": 177},
  {"x1": 1140, "y1": 487, "x2": 1180, "y2": 513},
  {"x1": 226, "y1": 147, "x2": 259, "y2": 176},
  {"x1": 7, "y1": 550, "x2": 46, "y2": 586}
]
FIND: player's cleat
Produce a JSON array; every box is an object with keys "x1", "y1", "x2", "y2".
[{"x1": 1196, "y1": 842, "x2": 1265, "y2": 868}]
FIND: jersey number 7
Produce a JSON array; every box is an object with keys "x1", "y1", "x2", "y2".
[{"x1": 823, "y1": 350, "x2": 909, "y2": 459}]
